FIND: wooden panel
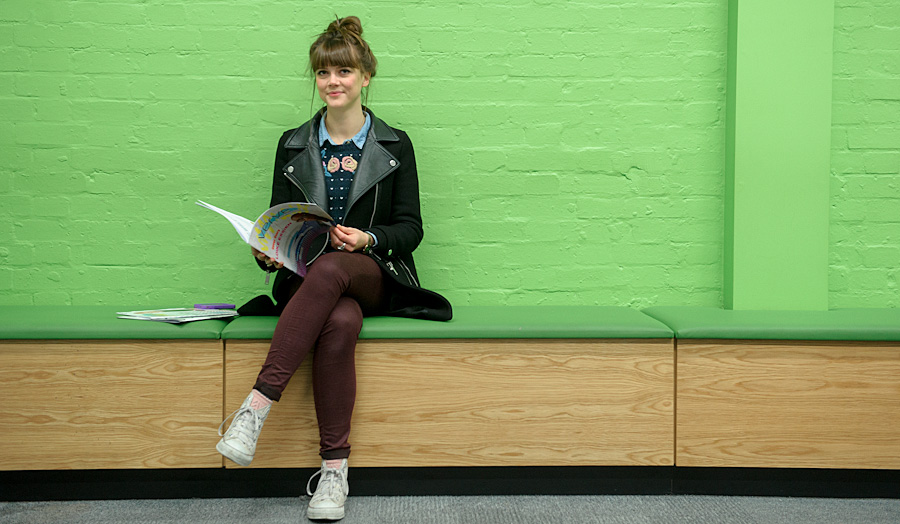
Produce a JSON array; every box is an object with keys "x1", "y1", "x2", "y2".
[
  {"x1": 225, "y1": 338, "x2": 674, "y2": 468},
  {"x1": 0, "y1": 340, "x2": 223, "y2": 470},
  {"x1": 677, "y1": 339, "x2": 900, "y2": 469}
]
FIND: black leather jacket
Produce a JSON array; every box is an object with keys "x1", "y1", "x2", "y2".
[{"x1": 264, "y1": 109, "x2": 451, "y2": 321}]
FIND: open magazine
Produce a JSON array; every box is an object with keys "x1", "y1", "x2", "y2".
[{"x1": 196, "y1": 200, "x2": 334, "y2": 277}]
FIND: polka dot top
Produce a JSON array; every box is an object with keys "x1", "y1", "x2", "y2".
[{"x1": 320, "y1": 140, "x2": 362, "y2": 225}]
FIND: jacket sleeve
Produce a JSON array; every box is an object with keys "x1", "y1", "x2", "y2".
[
  {"x1": 368, "y1": 131, "x2": 424, "y2": 258},
  {"x1": 269, "y1": 131, "x2": 294, "y2": 208},
  {"x1": 253, "y1": 131, "x2": 294, "y2": 273}
]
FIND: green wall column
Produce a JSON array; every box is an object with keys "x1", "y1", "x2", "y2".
[{"x1": 724, "y1": 0, "x2": 834, "y2": 310}]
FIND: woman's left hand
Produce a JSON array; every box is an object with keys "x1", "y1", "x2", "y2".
[{"x1": 330, "y1": 224, "x2": 371, "y2": 253}]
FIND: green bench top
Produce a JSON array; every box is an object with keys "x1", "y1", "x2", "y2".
[
  {"x1": 222, "y1": 306, "x2": 675, "y2": 340},
  {"x1": 0, "y1": 306, "x2": 229, "y2": 340},
  {"x1": 4, "y1": 305, "x2": 896, "y2": 342},
  {"x1": 642, "y1": 306, "x2": 900, "y2": 341}
]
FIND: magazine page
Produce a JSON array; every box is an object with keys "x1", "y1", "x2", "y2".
[
  {"x1": 248, "y1": 202, "x2": 335, "y2": 276},
  {"x1": 195, "y1": 201, "x2": 254, "y2": 243}
]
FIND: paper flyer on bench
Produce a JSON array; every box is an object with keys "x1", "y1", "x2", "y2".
[{"x1": 197, "y1": 200, "x2": 334, "y2": 276}]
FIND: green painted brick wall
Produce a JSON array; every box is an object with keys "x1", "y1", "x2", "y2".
[
  {"x1": 0, "y1": 0, "x2": 728, "y2": 308},
  {"x1": 0, "y1": 1, "x2": 895, "y2": 309},
  {"x1": 830, "y1": 0, "x2": 900, "y2": 307}
]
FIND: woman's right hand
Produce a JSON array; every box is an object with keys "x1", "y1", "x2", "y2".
[{"x1": 251, "y1": 247, "x2": 283, "y2": 270}]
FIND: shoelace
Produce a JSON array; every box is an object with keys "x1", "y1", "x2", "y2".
[
  {"x1": 217, "y1": 406, "x2": 261, "y2": 446},
  {"x1": 307, "y1": 466, "x2": 346, "y2": 499}
]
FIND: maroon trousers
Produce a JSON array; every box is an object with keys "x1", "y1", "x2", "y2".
[{"x1": 254, "y1": 252, "x2": 387, "y2": 460}]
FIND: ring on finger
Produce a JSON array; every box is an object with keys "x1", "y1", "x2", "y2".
[{"x1": 337, "y1": 242, "x2": 346, "y2": 251}]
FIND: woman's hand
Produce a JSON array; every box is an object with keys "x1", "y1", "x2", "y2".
[
  {"x1": 251, "y1": 247, "x2": 283, "y2": 269},
  {"x1": 330, "y1": 224, "x2": 372, "y2": 253}
]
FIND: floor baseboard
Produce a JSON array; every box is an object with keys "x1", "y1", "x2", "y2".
[{"x1": 2, "y1": 466, "x2": 898, "y2": 502}]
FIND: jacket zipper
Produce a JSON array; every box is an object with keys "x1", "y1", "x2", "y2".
[
  {"x1": 366, "y1": 184, "x2": 378, "y2": 228},
  {"x1": 397, "y1": 258, "x2": 419, "y2": 287},
  {"x1": 369, "y1": 251, "x2": 418, "y2": 287},
  {"x1": 370, "y1": 251, "x2": 398, "y2": 276}
]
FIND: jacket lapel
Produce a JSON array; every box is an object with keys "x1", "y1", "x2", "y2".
[
  {"x1": 346, "y1": 113, "x2": 400, "y2": 212},
  {"x1": 280, "y1": 109, "x2": 401, "y2": 219},
  {"x1": 282, "y1": 112, "x2": 329, "y2": 211}
]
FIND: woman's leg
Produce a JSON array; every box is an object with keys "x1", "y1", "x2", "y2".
[
  {"x1": 219, "y1": 253, "x2": 385, "y2": 466},
  {"x1": 312, "y1": 296, "x2": 364, "y2": 459},
  {"x1": 306, "y1": 300, "x2": 360, "y2": 521},
  {"x1": 254, "y1": 252, "x2": 386, "y2": 401}
]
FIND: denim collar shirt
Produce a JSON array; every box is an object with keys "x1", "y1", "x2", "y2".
[{"x1": 318, "y1": 111, "x2": 372, "y2": 148}]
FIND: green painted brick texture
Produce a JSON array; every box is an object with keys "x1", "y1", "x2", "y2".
[
  {"x1": 0, "y1": 1, "x2": 895, "y2": 309},
  {"x1": 830, "y1": 0, "x2": 900, "y2": 308}
]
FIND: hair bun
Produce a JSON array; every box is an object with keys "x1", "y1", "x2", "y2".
[
  {"x1": 310, "y1": 15, "x2": 377, "y2": 78},
  {"x1": 329, "y1": 15, "x2": 363, "y2": 38}
]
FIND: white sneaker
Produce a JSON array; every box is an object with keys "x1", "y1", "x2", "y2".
[
  {"x1": 306, "y1": 459, "x2": 349, "y2": 521},
  {"x1": 216, "y1": 392, "x2": 270, "y2": 466}
]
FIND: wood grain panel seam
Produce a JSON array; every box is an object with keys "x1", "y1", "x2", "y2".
[
  {"x1": 673, "y1": 337, "x2": 679, "y2": 466},
  {"x1": 221, "y1": 339, "x2": 226, "y2": 469}
]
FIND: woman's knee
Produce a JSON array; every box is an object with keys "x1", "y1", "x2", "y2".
[
  {"x1": 324, "y1": 298, "x2": 364, "y2": 335},
  {"x1": 305, "y1": 252, "x2": 349, "y2": 282},
  {"x1": 310, "y1": 252, "x2": 350, "y2": 272},
  {"x1": 316, "y1": 300, "x2": 363, "y2": 364}
]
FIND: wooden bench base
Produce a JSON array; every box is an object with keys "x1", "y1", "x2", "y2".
[
  {"x1": 677, "y1": 339, "x2": 900, "y2": 469},
  {"x1": 225, "y1": 338, "x2": 674, "y2": 468},
  {"x1": 0, "y1": 340, "x2": 222, "y2": 471},
  {"x1": 4, "y1": 336, "x2": 899, "y2": 472}
]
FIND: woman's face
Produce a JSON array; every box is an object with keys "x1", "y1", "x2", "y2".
[{"x1": 315, "y1": 65, "x2": 370, "y2": 112}]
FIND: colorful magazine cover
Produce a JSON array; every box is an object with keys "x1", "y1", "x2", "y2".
[{"x1": 196, "y1": 200, "x2": 335, "y2": 277}]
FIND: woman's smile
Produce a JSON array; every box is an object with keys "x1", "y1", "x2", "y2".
[{"x1": 316, "y1": 66, "x2": 370, "y2": 109}]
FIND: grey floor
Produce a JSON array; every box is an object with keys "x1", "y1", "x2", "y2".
[{"x1": 3, "y1": 495, "x2": 900, "y2": 524}]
